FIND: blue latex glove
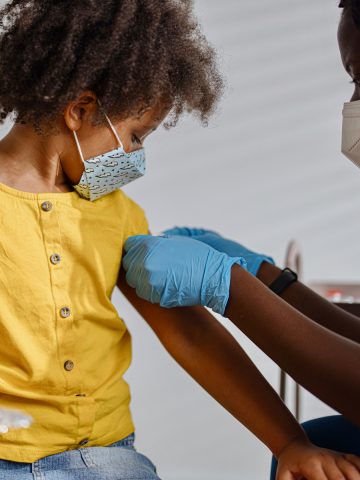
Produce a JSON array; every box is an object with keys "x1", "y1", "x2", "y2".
[
  {"x1": 122, "y1": 234, "x2": 247, "y2": 316},
  {"x1": 162, "y1": 227, "x2": 275, "y2": 277}
]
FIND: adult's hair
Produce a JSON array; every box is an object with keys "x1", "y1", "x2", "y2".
[
  {"x1": 339, "y1": 0, "x2": 360, "y2": 29},
  {"x1": 0, "y1": 0, "x2": 223, "y2": 134}
]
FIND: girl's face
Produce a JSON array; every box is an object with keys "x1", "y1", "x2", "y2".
[
  {"x1": 62, "y1": 97, "x2": 170, "y2": 185},
  {"x1": 109, "y1": 105, "x2": 167, "y2": 153},
  {"x1": 338, "y1": 8, "x2": 360, "y2": 101}
]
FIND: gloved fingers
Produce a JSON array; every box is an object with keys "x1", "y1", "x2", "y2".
[
  {"x1": 122, "y1": 244, "x2": 146, "y2": 274},
  {"x1": 135, "y1": 284, "x2": 155, "y2": 303},
  {"x1": 132, "y1": 272, "x2": 163, "y2": 305},
  {"x1": 162, "y1": 226, "x2": 220, "y2": 237},
  {"x1": 124, "y1": 266, "x2": 138, "y2": 288},
  {"x1": 121, "y1": 232, "x2": 237, "y2": 313},
  {"x1": 122, "y1": 251, "x2": 131, "y2": 272},
  {"x1": 123, "y1": 234, "x2": 150, "y2": 253},
  {"x1": 124, "y1": 260, "x2": 155, "y2": 298}
]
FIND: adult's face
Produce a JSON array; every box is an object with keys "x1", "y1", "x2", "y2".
[{"x1": 338, "y1": 6, "x2": 360, "y2": 101}]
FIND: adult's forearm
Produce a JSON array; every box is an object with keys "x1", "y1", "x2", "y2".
[
  {"x1": 257, "y1": 261, "x2": 360, "y2": 343},
  {"x1": 226, "y1": 264, "x2": 360, "y2": 426}
]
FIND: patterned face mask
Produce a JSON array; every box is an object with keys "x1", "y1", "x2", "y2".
[
  {"x1": 341, "y1": 100, "x2": 360, "y2": 170},
  {"x1": 71, "y1": 100, "x2": 146, "y2": 201}
]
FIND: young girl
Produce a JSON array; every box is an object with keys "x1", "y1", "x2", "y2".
[{"x1": 0, "y1": 1, "x2": 358, "y2": 479}]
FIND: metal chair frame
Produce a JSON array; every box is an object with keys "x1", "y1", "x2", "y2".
[{"x1": 279, "y1": 240, "x2": 303, "y2": 421}]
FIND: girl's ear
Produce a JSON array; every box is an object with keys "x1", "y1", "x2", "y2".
[{"x1": 63, "y1": 91, "x2": 98, "y2": 132}]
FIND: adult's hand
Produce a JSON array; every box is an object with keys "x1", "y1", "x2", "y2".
[
  {"x1": 122, "y1": 234, "x2": 246, "y2": 316},
  {"x1": 163, "y1": 226, "x2": 275, "y2": 277}
]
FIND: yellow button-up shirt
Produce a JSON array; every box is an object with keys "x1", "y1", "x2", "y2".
[{"x1": 0, "y1": 181, "x2": 148, "y2": 462}]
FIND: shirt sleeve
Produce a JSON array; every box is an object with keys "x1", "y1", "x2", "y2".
[{"x1": 125, "y1": 196, "x2": 150, "y2": 237}]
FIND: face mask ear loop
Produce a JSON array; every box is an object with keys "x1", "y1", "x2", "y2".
[
  {"x1": 97, "y1": 98, "x2": 124, "y2": 150},
  {"x1": 72, "y1": 130, "x2": 85, "y2": 164}
]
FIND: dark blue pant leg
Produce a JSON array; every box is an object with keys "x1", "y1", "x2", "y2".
[{"x1": 270, "y1": 415, "x2": 360, "y2": 480}]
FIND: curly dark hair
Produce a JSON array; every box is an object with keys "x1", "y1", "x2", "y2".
[
  {"x1": 339, "y1": 0, "x2": 360, "y2": 28},
  {"x1": 0, "y1": 0, "x2": 224, "y2": 134}
]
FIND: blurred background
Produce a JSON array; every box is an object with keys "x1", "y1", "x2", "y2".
[
  {"x1": 116, "y1": 1, "x2": 360, "y2": 479},
  {"x1": 0, "y1": 0, "x2": 358, "y2": 478}
]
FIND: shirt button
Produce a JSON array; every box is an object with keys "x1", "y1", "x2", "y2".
[
  {"x1": 50, "y1": 254, "x2": 61, "y2": 265},
  {"x1": 41, "y1": 201, "x2": 53, "y2": 212},
  {"x1": 64, "y1": 360, "x2": 74, "y2": 371},
  {"x1": 60, "y1": 307, "x2": 71, "y2": 318},
  {"x1": 79, "y1": 438, "x2": 89, "y2": 446}
]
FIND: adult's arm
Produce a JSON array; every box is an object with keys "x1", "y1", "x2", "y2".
[
  {"x1": 257, "y1": 261, "x2": 360, "y2": 344},
  {"x1": 225, "y1": 264, "x2": 360, "y2": 426},
  {"x1": 163, "y1": 226, "x2": 360, "y2": 343}
]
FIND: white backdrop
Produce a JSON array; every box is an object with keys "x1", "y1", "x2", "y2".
[{"x1": 1, "y1": 1, "x2": 359, "y2": 479}]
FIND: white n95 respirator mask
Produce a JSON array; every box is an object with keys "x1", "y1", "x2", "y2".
[
  {"x1": 341, "y1": 100, "x2": 360, "y2": 169},
  {"x1": 71, "y1": 100, "x2": 146, "y2": 201}
]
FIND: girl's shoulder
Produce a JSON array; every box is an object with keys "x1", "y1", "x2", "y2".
[
  {"x1": 110, "y1": 189, "x2": 149, "y2": 236},
  {"x1": 111, "y1": 188, "x2": 146, "y2": 217}
]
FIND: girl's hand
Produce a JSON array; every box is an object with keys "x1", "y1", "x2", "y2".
[
  {"x1": 163, "y1": 226, "x2": 275, "y2": 276},
  {"x1": 276, "y1": 436, "x2": 360, "y2": 480}
]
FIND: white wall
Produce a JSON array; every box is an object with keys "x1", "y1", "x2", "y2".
[
  {"x1": 0, "y1": 1, "x2": 357, "y2": 479},
  {"x1": 117, "y1": 1, "x2": 359, "y2": 479}
]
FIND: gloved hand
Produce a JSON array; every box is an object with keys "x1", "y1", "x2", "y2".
[
  {"x1": 122, "y1": 234, "x2": 247, "y2": 316},
  {"x1": 163, "y1": 227, "x2": 275, "y2": 277}
]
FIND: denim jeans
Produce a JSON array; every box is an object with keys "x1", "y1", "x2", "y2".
[
  {"x1": 0, "y1": 432, "x2": 161, "y2": 479},
  {"x1": 270, "y1": 415, "x2": 360, "y2": 480}
]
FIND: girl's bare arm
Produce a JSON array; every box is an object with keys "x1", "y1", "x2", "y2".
[{"x1": 117, "y1": 269, "x2": 307, "y2": 458}]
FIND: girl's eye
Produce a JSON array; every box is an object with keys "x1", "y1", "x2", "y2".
[{"x1": 132, "y1": 134, "x2": 142, "y2": 145}]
